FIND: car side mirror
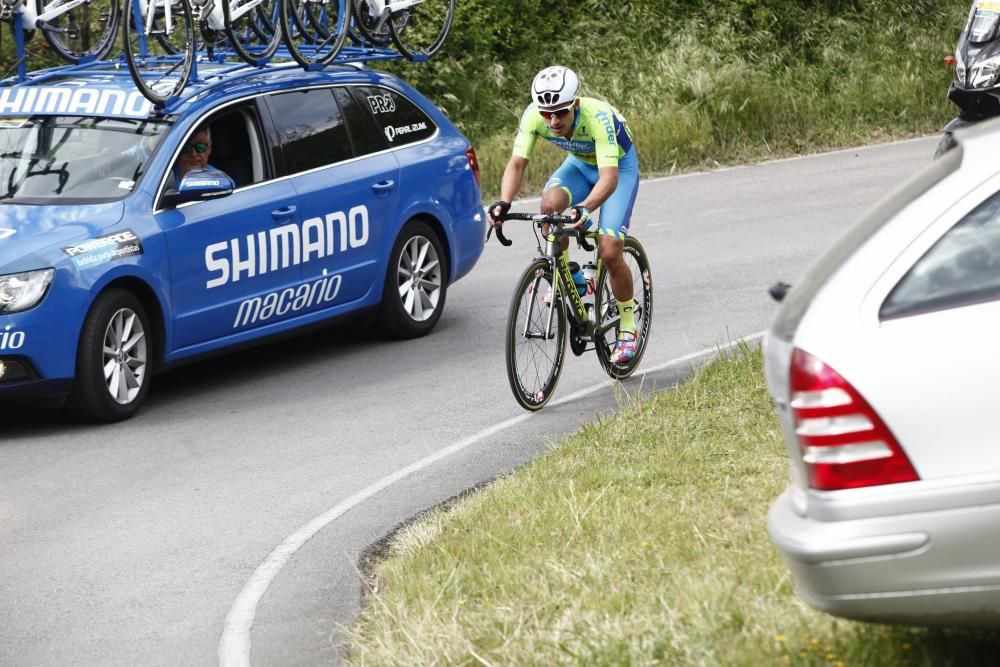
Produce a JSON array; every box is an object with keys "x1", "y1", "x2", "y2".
[{"x1": 161, "y1": 167, "x2": 235, "y2": 208}]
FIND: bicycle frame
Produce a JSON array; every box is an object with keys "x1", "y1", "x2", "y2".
[{"x1": 534, "y1": 229, "x2": 620, "y2": 341}]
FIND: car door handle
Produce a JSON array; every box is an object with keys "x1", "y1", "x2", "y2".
[
  {"x1": 371, "y1": 180, "x2": 395, "y2": 193},
  {"x1": 271, "y1": 205, "x2": 297, "y2": 220}
]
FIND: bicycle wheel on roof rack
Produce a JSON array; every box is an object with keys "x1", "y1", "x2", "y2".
[
  {"x1": 279, "y1": 0, "x2": 348, "y2": 68},
  {"x1": 348, "y1": 0, "x2": 389, "y2": 46},
  {"x1": 387, "y1": 0, "x2": 454, "y2": 59},
  {"x1": 36, "y1": 0, "x2": 120, "y2": 62},
  {"x1": 224, "y1": 0, "x2": 280, "y2": 64},
  {"x1": 122, "y1": 0, "x2": 195, "y2": 106}
]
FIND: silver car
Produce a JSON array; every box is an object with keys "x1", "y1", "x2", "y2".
[{"x1": 764, "y1": 122, "x2": 1000, "y2": 627}]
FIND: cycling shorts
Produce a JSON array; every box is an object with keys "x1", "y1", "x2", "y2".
[{"x1": 544, "y1": 147, "x2": 640, "y2": 239}]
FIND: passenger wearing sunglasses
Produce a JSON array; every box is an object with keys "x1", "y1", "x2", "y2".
[{"x1": 488, "y1": 65, "x2": 641, "y2": 363}]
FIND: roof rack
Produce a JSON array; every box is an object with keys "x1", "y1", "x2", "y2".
[{"x1": 1, "y1": 44, "x2": 426, "y2": 113}]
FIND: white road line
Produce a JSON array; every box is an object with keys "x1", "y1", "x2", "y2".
[{"x1": 217, "y1": 331, "x2": 766, "y2": 666}]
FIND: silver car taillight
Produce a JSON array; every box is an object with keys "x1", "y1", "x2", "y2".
[{"x1": 789, "y1": 347, "x2": 919, "y2": 491}]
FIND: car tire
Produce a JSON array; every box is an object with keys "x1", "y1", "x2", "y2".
[
  {"x1": 67, "y1": 289, "x2": 153, "y2": 423},
  {"x1": 375, "y1": 220, "x2": 448, "y2": 339}
]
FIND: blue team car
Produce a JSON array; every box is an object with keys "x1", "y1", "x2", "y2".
[{"x1": 0, "y1": 62, "x2": 485, "y2": 422}]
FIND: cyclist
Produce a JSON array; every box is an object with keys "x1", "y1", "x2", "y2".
[{"x1": 488, "y1": 65, "x2": 641, "y2": 363}]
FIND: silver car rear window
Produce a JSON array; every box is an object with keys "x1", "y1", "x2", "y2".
[
  {"x1": 881, "y1": 183, "x2": 1000, "y2": 319},
  {"x1": 771, "y1": 146, "x2": 962, "y2": 342}
]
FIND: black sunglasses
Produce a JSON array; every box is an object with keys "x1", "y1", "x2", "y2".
[{"x1": 181, "y1": 141, "x2": 209, "y2": 155}]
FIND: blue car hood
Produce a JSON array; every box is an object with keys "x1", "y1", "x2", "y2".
[{"x1": 0, "y1": 201, "x2": 125, "y2": 273}]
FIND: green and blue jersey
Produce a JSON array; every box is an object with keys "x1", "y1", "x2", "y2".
[{"x1": 512, "y1": 97, "x2": 634, "y2": 168}]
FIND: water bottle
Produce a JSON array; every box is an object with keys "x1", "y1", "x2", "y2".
[
  {"x1": 568, "y1": 261, "x2": 587, "y2": 297},
  {"x1": 582, "y1": 262, "x2": 597, "y2": 298},
  {"x1": 582, "y1": 262, "x2": 597, "y2": 320}
]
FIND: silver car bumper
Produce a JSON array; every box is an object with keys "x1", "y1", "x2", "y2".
[{"x1": 768, "y1": 487, "x2": 1000, "y2": 627}]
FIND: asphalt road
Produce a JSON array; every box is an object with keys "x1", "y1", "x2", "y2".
[{"x1": 0, "y1": 137, "x2": 938, "y2": 666}]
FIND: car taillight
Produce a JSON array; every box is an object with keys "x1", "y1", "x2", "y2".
[
  {"x1": 466, "y1": 146, "x2": 481, "y2": 188},
  {"x1": 789, "y1": 347, "x2": 919, "y2": 491}
]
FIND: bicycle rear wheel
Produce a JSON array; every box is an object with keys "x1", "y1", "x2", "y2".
[
  {"x1": 36, "y1": 0, "x2": 119, "y2": 62},
  {"x1": 279, "y1": 0, "x2": 348, "y2": 68},
  {"x1": 224, "y1": 0, "x2": 279, "y2": 64},
  {"x1": 506, "y1": 259, "x2": 567, "y2": 411},
  {"x1": 594, "y1": 237, "x2": 653, "y2": 380},
  {"x1": 388, "y1": 0, "x2": 453, "y2": 59},
  {"x1": 122, "y1": 0, "x2": 195, "y2": 106}
]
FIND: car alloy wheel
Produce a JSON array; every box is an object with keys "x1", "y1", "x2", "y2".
[
  {"x1": 102, "y1": 307, "x2": 148, "y2": 405},
  {"x1": 397, "y1": 234, "x2": 442, "y2": 323}
]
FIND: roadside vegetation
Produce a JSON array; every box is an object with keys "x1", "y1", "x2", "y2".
[
  {"x1": 3, "y1": 2, "x2": 963, "y2": 199},
  {"x1": 375, "y1": 0, "x2": 965, "y2": 199},
  {"x1": 347, "y1": 346, "x2": 1000, "y2": 665}
]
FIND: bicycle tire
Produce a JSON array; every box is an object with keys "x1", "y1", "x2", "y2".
[
  {"x1": 349, "y1": 0, "x2": 389, "y2": 46},
  {"x1": 36, "y1": 0, "x2": 119, "y2": 62},
  {"x1": 279, "y1": 0, "x2": 348, "y2": 68},
  {"x1": 388, "y1": 0, "x2": 453, "y2": 59},
  {"x1": 122, "y1": 0, "x2": 195, "y2": 106},
  {"x1": 593, "y1": 237, "x2": 653, "y2": 380},
  {"x1": 224, "y1": 0, "x2": 279, "y2": 64},
  {"x1": 505, "y1": 259, "x2": 567, "y2": 411}
]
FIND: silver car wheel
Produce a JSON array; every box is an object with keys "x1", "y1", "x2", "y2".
[
  {"x1": 396, "y1": 234, "x2": 442, "y2": 322},
  {"x1": 102, "y1": 307, "x2": 147, "y2": 405}
]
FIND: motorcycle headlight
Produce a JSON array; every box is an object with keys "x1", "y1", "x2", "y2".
[
  {"x1": 970, "y1": 53, "x2": 1000, "y2": 88},
  {"x1": 0, "y1": 268, "x2": 54, "y2": 314},
  {"x1": 955, "y1": 50, "x2": 967, "y2": 84}
]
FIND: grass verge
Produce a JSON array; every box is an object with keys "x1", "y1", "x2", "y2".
[{"x1": 347, "y1": 344, "x2": 1000, "y2": 665}]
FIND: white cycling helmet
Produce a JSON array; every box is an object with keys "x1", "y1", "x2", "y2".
[{"x1": 531, "y1": 65, "x2": 579, "y2": 111}]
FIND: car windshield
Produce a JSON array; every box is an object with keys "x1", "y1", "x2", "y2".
[{"x1": 0, "y1": 116, "x2": 170, "y2": 204}]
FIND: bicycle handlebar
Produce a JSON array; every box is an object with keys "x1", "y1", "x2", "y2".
[{"x1": 489, "y1": 212, "x2": 595, "y2": 252}]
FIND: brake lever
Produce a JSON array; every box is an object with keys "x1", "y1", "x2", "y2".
[{"x1": 576, "y1": 230, "x2": 595, "y2": 252}]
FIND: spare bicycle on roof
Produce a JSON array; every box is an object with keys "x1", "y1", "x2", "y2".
[{"x1": 2, "y1": 0, "x2": 455, "y2": 106}]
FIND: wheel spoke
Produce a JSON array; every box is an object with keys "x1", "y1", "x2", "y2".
[
  {"x1": 123, "y1": 329, "x2": 145, "y2": 353},
  {"x1": 108, "y1": 363, "x2": 122, "y2": 399}
]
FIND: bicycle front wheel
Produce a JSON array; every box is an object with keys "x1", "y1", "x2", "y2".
[
  {"x1": 505, "y1": 259, "x2": 567, "y2": 411},
  {"x1": 388, "y1": 0, "x2": 454, "y2": 59},
  {"x1": 594, "y1": 237, "x2": 653, "y2": 380},
  {"x1": 122, "y1": 0, "x2": 195, "y2": 106},
  {"x1": 36, "y1": 0, "x2": 119, "y2": 62},
  {"x1": 279, "y1": 0, "x2": 348, "y2": 68},
  {"x1": 224, "y1": 0, "x2": 281, "y2": 64}
]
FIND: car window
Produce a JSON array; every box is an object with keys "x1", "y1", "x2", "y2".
[
  {"x1": 770, "y1": 147, "x2": 962, "y2": 341},
  {"x1": 0, "y1": 116, "x2": 170, "y2": 204},
  {"x1": 266, "y1": 88, "x2": 351, "y2": 175},
  {"x1": 353, "y1": 86, "x2": 436, "y2": 147},
  {"x1": 881, "y1": 186, "x2": 1000, "y2": 319},
  {"x1": 205, "y1": 106, "x2": 264, "y2": 189},
  {"x1": 334, "y1": 86, "x2": 388, "y2": 157}
]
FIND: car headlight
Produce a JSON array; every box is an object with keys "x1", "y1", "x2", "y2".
[{"x1": 0, "y1": 268, "x2": 54, "y2": 314}]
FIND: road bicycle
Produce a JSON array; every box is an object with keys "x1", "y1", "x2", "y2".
[
  {"x1": 121, "y1": 0, "x2": 196, "y2": 105},
  {"x1": 492, "y1": 212, "x2": 653, "y2": 411},
  {"x1": 122, "y1": 0, "x2": 289, "y2": 104},
  {"x1": 277, "y1": 0, "x2": 451, "y2": 70},
  {"x1": 1, "y1": 0, "x2": 118, "y2": 79},
  {"x1": 349, "y1": 0, "x2": 453, "y2": 59}
]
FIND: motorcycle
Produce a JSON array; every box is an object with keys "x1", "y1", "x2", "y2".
[{"x1": 938, "y1": 0, "x2": 1000, "y2": 158}]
